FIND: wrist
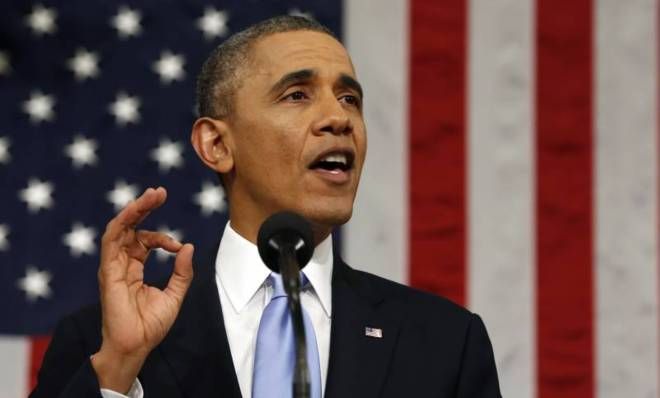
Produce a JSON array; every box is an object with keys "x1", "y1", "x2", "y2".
[{"x1": 91, "y1": 347, "x2": 147, "y2": 394}]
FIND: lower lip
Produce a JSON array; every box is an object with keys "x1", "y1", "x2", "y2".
[{"x1": 311, "y1": 168, "x2": 351, "y2": 184}]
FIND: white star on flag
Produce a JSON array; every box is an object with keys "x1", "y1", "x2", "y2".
[
  {"x1": 0, "y1": 136, "x2": 10, "y2": 164},
  {"x1": 194, "y1": 181, "x2": 226, "y2": 216},
  {"x1": 68, "y1": 49, "x2": 100, "y2": 81},
  {"x1": 155, "y1": 226, "x2": 183, "y2": 261},
  {"x1": 111, "y1": 6, "x2": 142, "y2": 38},
  {"x1": 63, "y1": 223, "x2": 96, "y2": 257},
  {"x1": 19, "y1": 178, "x2": 55, "y2": 213},
  {"x1": 109, "y1": 92, "x2": 141, "y2": 125},
  {"x1": 0, "y1": 51, "x2": 11, "y2": 76},
  {"x1": 64, "y1": 135, "x2": 98, "y2": 168},
  {"x1": 150, "y1": 138, "x2": 184, "y2": 172},
  {"x1": 153, "y1": 51, "x2": 186, "y2": 84},
  {"x1": 17, "y1": 266, "x2": 52, "y2": 301},
  {"x1": 25, "y1": 4, "x2": 57, "y2": 35},
  {"x1": 23, "y1": 91, "x2": 56, "y2": 124},
  {"x1": 107, "y1": 180, "x2": 139, "y2": 211},
  {"x1": 289, "y1": 8, "x2": 314, "y2": 19},
  {"x1": 197, "y1": 8, "x2": 229, "y2": 40},
  {"x1": 0, "y1": 224, "x2": 9, "y2": 251}
]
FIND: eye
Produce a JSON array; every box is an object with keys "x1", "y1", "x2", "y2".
[
  {"x1": 340, "y1": 94, "x2": 362, "y2": 108},
  {"x1": 283, "y1": 90, "x2": 308, "y2": 101}
]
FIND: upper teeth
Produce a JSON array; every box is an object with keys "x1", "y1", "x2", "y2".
[{"x1": 321, "y1": 153, "x2": 347, "y2": 164}]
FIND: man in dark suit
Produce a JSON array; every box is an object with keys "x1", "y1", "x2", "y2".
[{"x1": 30, "y1": 16, "x2": 501, "y2": 398}]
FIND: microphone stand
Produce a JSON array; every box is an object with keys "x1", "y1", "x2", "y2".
[{"x1": 278, "y1": 241, "x2": 310, "y2": 398}]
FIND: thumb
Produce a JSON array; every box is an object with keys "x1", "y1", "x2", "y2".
[{"x1": 164, "y1": 243, "x2": 194, "y2": 304}]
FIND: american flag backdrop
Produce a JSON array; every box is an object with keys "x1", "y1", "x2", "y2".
[{"x1": 0, "y1": 1, "x2": 658, "y2": 397}]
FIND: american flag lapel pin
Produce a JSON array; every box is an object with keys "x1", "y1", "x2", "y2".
[{"x1": 365, "y1": 326, "x2": 383, "y2": 338}]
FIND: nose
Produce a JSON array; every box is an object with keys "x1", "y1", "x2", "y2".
[{"x1": 312, "y1": 93, "x2": 353, "y2": 136}]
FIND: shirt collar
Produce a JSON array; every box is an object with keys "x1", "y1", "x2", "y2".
[
  {"x1": 215, "y1": 222, "x2": 333, "y2": 316},
  {"x1": 302, "y1": 231, "x2": 333, "y2": 317}
]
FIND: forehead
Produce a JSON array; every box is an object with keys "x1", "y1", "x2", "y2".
[{"x1": 248, "y1": 30, "x2": 356, "y2": 80}]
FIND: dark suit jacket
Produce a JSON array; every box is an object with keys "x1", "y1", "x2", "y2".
[{"x1": 30, "y1": 249, "x2": 501, "y2": 397}]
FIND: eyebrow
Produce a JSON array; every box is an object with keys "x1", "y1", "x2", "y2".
[
  {"x1": 338, "y1": 73, "x2": 363, "y2": 100},
  {"x1": 269, "y1": 69, "x2": 315, "y2": 96},
  {"x1": 268, "y1": 68, "x2": 364, "y2": 100}
]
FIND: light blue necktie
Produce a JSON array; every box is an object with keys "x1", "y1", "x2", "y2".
[{"x1": 252, "y1": 273, "x2": 322, "y2": 398}]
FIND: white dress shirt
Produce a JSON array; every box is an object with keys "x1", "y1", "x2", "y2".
[
  {"x1": 218, "y1": 223, "x2": 333, "y2": 397},
  {"x1": 101, "y1": 222, "x2": 333, "y2": 398}
]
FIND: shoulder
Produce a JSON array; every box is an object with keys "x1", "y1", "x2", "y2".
[
  {"x1": 338, "y1": 261, "x2": 477, "y2": 330},
  {"x1": 336, "y1": 261, "x2": 497, "y2": 381}
]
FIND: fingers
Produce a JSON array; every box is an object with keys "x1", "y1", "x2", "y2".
[
  {"x1": 103, "y1": 187, "x2": 167, "y2": 243},
  {"x1": 164, "y1": 244, "x2": 194, "y2": 303},
  {"x1": 139, "y1": 230, "x2": 182, "y2": 252},
  {"x1": 124, "y1": 230, "x2": 182, "y2": 263},
  {"x1": 100, "y1": 230, "x2": 182, "y2": 282}
]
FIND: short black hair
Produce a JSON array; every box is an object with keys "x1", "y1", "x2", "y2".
[{"x1": 195, "y1": 15, "x2": 336, "y2": 119}]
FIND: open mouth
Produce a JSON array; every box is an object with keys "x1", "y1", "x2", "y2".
[{"x1": 308, "y1": 150, "x2": 355, "y2": 173}]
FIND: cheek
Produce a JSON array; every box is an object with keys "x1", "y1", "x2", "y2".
[
  {"x1": 236, "y1": 119, "x2": 305, "y2": 181},
  {"x1": 354, "y1": 125, "x2": 368, "y2": 165}
]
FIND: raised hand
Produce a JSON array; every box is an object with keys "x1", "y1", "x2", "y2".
[{"x1": 91, "y1": 187, "x2": 194, "y2": 393}]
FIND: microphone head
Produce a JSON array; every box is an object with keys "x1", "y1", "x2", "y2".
[{"x1": 257, "y1": 211, "x2": 314, "y2": 273}]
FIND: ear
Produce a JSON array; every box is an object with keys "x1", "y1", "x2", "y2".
[{"x1": 190, "y1": 117, "x2": 234, "y2": 174}]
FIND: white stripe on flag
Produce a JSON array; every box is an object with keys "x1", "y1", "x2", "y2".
[
  {"x1": 595, "y1": 0, "x2": 659, "y2": 396},
  {"x1": 0, "y1": 336, "x2": 29, "y2": 398},
  {"x1": 467, "y1": 1, "x2": 536, "y2": 398},
  {"x1": 343, "y1": 0, "x2": 409, "y2": 284}
]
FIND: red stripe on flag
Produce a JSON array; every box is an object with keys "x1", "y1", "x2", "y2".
[
  {"x1": 536, "y1": 0, "x2": 594, "y2": 397},
  {"x1": 409, "y1": 0, "x2": 467, "y2": 305},
  {"x1": 29, "y1": 335, "x2": 51, "y2": 393}
]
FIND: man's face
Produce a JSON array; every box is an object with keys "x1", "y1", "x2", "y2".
[{"x1": 226, "y1": 30, "x2": 367, "y2": 235}]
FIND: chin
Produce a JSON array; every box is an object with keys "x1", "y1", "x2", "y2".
[{"x1": 300, "y1": 202, "x2": 353, "y2": 229}]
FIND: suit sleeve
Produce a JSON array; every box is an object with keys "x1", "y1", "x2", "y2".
[
  {"x1": 29, "y1": 314, "x2": 103, "y2": 398},
  {"x1": 455, "y1": 314, "x2": 502, "y2": 398}
]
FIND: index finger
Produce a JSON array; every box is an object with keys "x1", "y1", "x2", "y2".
[{"x1": 103, "y1": 187, "x2": 167, "y2": 242}]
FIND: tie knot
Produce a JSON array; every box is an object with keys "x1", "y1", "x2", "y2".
[
  {"x1": 268, "y1": 272, "x2": 310, "y2": 299},
  {"x1": 269, "y1": 273, "x2": 287, "y2": 298}
]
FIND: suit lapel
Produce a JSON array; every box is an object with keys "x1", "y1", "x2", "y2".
[
  {"x1": 157, "y1": 246, "x2": 242, "y2": 398},
  {"x1": 324, "y1": 259, "x2": 405, "y2": 398}
]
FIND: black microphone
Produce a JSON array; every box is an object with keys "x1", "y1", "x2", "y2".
[
  {"x1": 257, "y1": 211, "x2": 314, "y2": 273},
  {"x1": 257, "y1": 211, "x2": 314, "y2": 398}
]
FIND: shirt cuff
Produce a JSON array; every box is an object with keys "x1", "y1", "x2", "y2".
[{"x1": 100, "y1": 378, "x2": 143, "y2": 398}]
